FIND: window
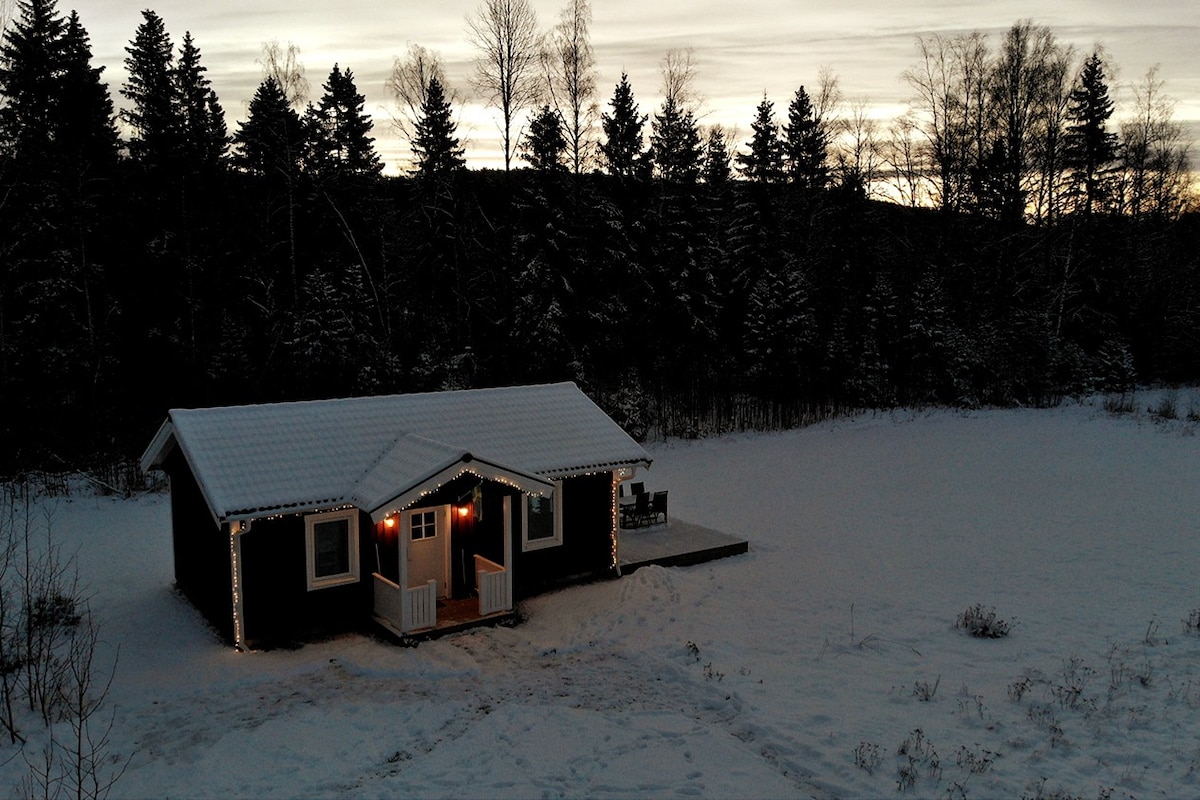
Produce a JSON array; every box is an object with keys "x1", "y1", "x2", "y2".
[
  {"x1": 410, "y1": 509, "x2": 437, "y2": 540},
  {"x1": 522, "y1": 482, "x2": 562, "y2": 552},
  {"x1": 305, "y1": 509, "x2": 360, "y2": 590}
]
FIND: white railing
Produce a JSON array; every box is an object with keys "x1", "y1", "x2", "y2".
[
  {"x1": 403, "y1": 579, "x2": 438, "y2": 632},
  {"x1": 474, "y1": 555, "x2": 512, "y2": 616},
  {"x1": 373, "y1": 573, "x2": 403, "y2": 633}
]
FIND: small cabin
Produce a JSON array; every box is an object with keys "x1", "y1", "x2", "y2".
[{"x1": 139, "y1": 382, "x2": 652, "y2": 649}]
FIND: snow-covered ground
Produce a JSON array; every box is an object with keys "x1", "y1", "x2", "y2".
[{"x1": 4, "y1": 391, "x2": 1200, "y2": 799}]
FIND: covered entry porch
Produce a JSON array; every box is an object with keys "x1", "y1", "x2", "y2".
[{"x1": 368, "y1": 466, "x2": 548, "y2": 638}]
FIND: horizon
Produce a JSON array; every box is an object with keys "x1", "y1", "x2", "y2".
[{"x1": 12, "y1": 0, "x2": 1197, "y2": 176}]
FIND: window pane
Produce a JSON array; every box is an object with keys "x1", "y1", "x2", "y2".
[
  {"x1": 526, "y1": 495, "x2": 554, "y2": 541},
  {"x1": 412, "y1": 510, "x2": 437, "y2": 540},
  {"x1": 313, "y1": 519, "x2": 350, "y2": 577}
]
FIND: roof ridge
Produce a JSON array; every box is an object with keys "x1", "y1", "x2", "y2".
[{"x1": 166, "y1": 381, "x2": 580, "y2": 415}]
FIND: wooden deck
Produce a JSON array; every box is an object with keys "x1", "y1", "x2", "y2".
[{"x1": 618, "y1": 517, "x2": 748, "y2": 572}]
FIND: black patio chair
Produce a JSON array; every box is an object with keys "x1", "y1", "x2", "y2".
[
  {"x1": 629, "y1": 491, "x2": 651, "y2": 527},
  {"x1": 649, "y1": 491, "x2": 668, "y2": 524},
  {"x1": 630, "y1": 481, "x2": 645, "y2": 497}
]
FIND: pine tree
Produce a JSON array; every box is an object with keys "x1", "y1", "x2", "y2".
[
  {"x1": 232, "y1": 76, "x2": 304, "y2": 178},
  {"x1": 783, "y1": 85, "x2": 828, "y2": 190},
  {"x1": 599, "y1": 72, "x2": 646, "y2": 178},
  {"x1": 55, "y1": 11, "x2": 118, "y2": 174},
  {"x1": 737, "y1": 94, "x2": 784, "y2": 184},
  {"x1": 1064, "y1": 51, "x2": 1118, "y2": 215},
  {"x1": 306, "y1": 64, "x2": 381, "y2": 178},
  {"x1": 0, "y1": 0, "x2": 66, "y2": 163},
  {"x1": 520, "y1": 105, "x2": 567, "y2": 172},
  {"x1": 702, "y1": 126, "x2": 731, "y2": 186},
  {"x1": 121, "y1": 9, "x2": 179, "y2": 169},
  {"x1": 410, "y1": 75, "x2": 465, "y2": 181},
  {"x1": 743, "y1": 258, "x2": 814, "y2": 397},
  {"x1": 0, "y1": 1, "x2": 115, "y2": 175},
  {"x1": 175, "y1": 31, "x2": 227, "y2": 171},
  {"x1": 648, "y1": 95, "x2": 702, "y2": 183}
]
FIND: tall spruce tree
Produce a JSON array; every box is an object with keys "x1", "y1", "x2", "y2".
[
  {"x1": 783, "y1": 85, "x2": 828, "y2": 190},
  {"x1": 175, "y1": 31, "x2": 227, "y2": 171},
  {"x1": 411, "y1": 75, "x2": 465, "y2": 181},
  {"x1": 55, "y1": 11, "x2": 118, "y2": 174},
  {"x1": 0, "y1": 1, "x2": 115, "y2": 175},
  {"x1": 305, "y1": 64, "x2": 381, "y2": 178},
  {"x1": 599, "y1": 72, "x2": 645, "y2": 178},
  {"x1": 0, "y1": 0, "x2": 65, "y2": 163},
  {"x1": 233, "y1": 76, "x2": 303, "y2": 178},
  {"x1": 702, "y1": 125, "x2": 731, "y2": 186},
  {"x1": 737, "y1": 93, "x2": 784, "y2": 184},
  {"x1": 1064, "y1": 51, "x2": 1118, "y2": 215},
  {"x1": 520, "y1": 104, "x2": 567, "y2": 172},
  {"x1": 122, "y1": 10, "x2": 179, "y2": 169},
  {"x1": 648, "y1": 95, "x2": 702, "y2": 183}
]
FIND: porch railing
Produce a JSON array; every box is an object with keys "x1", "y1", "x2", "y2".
[
  {"x1": 372, "y1": 573, "x2": 403, "y2": 632},
  {"x1": 403, "y1": 579, "x2": 438, "y2": 632},
  {"x1": 474, "y1": 555, "x2": 512, "y2": 616}
]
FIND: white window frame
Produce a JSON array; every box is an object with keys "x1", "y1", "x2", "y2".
[
  {"x1": 522, "y1": 481, "x2": 563, "y2": 552},
  {"x1": 305, "y1": 508, "x2": 361, "y2": 591},
  {"x1": 410, "y1": 509, "x2": 438, "y2": 541}
]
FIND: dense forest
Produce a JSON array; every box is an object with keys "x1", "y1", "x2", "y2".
[{"x1": 1, "y1": 0, "x2": 1197, "y2": 477}]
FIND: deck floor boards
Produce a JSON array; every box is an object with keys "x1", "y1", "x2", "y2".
[{"x1": 618, "y1": 517, "x2": 748, "y2": 572}]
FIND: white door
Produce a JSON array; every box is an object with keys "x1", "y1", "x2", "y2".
[{"x1": 406, "y1": 506, "x2": 449, "y2": 598}]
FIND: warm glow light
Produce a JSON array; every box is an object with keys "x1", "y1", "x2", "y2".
[
  {"x1": 384, "y1": 516, "x2": 396, "y2": 529},
  {"x1": 458, "y1": 505, "x2": 470, "y2": 518}
]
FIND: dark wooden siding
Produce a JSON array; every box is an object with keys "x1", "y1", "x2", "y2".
[
  {"x1": 239, "y1": 511, "x2": 373, "y2": 649},
  {"x1": 164, "y1": 448, "x2": 234, "y2": 643},
  {"x1": 513, "y1": 471, "x2": 615, "y2": 598}
]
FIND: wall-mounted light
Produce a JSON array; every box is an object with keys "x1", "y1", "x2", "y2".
[{"x1": 457, "y1": 504, "x2": 471, "y2": 518}]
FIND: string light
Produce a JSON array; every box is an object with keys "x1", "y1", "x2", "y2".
[
  {"x1": 230, "y1": 522, "x2": 245, "y2": 651},
  {"x1": 610, "y1": 472, "x2": 621, "y2": 575}
]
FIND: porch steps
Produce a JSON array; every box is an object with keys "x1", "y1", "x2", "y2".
[
  {"x1": 618, "y1": 518, "x2": 749, "y2": 573},
  {"x1": 372, "y1": 598, "x2": 517, "y2": 645}
]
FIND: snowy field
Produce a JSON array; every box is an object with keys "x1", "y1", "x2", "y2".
[{"x1": 4, "y1": 391, "x2": 1200, "y2": 799}]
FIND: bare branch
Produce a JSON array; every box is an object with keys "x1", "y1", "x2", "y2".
[
  {"x1": 466, "y1": 0, "x2": 541, "y2": 171},
  {"x1": 257, "y1": 40, "x2": 309, "y2": 110},
  {"x1": 660, "y1": 47, "x2": 700, "y2": 113},
  {"x1": 386, "y1": 44, "x2": 453, "y2": 146}
]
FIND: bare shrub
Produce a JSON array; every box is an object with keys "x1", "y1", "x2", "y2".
[
  {"x1": 1102, "y1": 392, "x2": 1136, "y2": 415},
  {"x1": 955, "y1": 605, "x2": 1011, "y2": 638},
  {"x1": 852, "y1": 740, "x2": 881, "y2": 774},
  {"x1": 895, "y1": 728, "x2": 941, "y2": 792},
  {"x1": 912, "y1": 675, "x2": 940, "y2": 701},
  {"x1": 1, "y1": 482, "x2": 131, "y2": 798},
  {"x1": 1152, "y1": 392, "x2": 1179, "y2": 420}
]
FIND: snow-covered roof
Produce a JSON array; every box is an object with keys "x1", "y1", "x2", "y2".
[{"x1": 140, "y1": 382, "x2": 651, "y2": 524}]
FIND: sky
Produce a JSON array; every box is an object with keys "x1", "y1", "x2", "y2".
[{"x1": 17, "y1": 0, "x2": 1200, "y2": 173}]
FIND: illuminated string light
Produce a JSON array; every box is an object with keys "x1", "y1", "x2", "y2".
[
  {"x1": 610, "y1": 472, "x2": 620, "y2": 574},
  {"x1": 230, "y1": 522, "x2": 245, "y2": 651}
]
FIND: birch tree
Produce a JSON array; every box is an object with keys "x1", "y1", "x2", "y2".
[
  {"x1": 542, "y1": 0, "x2": 596, "y2": 174},
  {"x1": 466, "y1": 0, "x2": 540, "y2": 173},
  {"x1": 386, "y1": 43, "x2": 450, "y2": 161},
  {"x1": 1118, "y1": 66, "x2": 1194, "y2": 220},
  {"x1": 257, "y1": 39, "x2": 307, "y2": 109}
]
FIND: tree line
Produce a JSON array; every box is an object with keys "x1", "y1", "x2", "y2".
[{"x1": 0, "y1": 0, "x2": 1197, "y2": 475}]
